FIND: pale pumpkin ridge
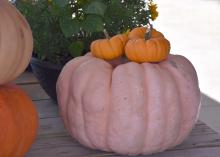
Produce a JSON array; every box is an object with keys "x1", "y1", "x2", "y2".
[
  {"x1": 155, "y1": 65, "x2": 168, "y2": 152},
  {"x1": 0, "y1": 8, "x2": 15, "y2": 82},
  {"x1": 124, "y1": 63, "x2": 151, "y2": 154},
  {"x1": 59, "y1": 56, "x2": 92, "y2": 136},
  {"x1": 81, "y1": 81, "x2": 96, "y2": 148},
  {"x1": 61, "y1": 56, "x2": 92, "y2": 110},
  {"x1": 9, "y1": 2, "x2": 32, "y2": 73},
  {"x1": 1, "y1": 5, "x2": 17, "y2": 82},
  {"x1": 0, "y1": 13, "x2": 2, "y2": 53},
  {"x1": 167, "y1": 56, "x2": 200, "y2": 146},
  {"x1": 157, "y1": 64, "x2": 181, "y2": 150},
  {"x1": 160, "y1": 57, "x2": 184, "y2": 147},
  {"x1": 81, "y1": 59, "x2": 111, "y2": 148},
  {"x1": 7, "y1": 8, "x2": 25, "y2": 83},
  {"x1": 108, "y1": 63, "x2": 147, "y2": 154},
  {"x1": 155, "y1": 65, "x2": 167, "y2": 152},
  {"x1": 79, "y1": 60, "x2": 113, "y2": 150},
  {"x1": 12, "y1": 5, "x2": 33, "y2": 79},
  {"x1": 153, "y1": 65, "x2": 168, "y2": 152},
  {"x1": 60, "y1": 57, "x2": 88, "y2": 143},
  {"x1": 140, "y1": 63, "x2": 150, "y2": 152},
  {"x1": 141, "y1": 64, "x2": 166, "y2": 154},
  {"x1": 124, "y1": 63, "x2": 146, "y2": 154},
  {"x1": 69, "y1": 58, "x2": 96, "y2": 148},
  {"x1": 161, "y1": 63, "x2": 182, "y2": 149},
  {"x1": 0, "y1": 12, "x2": 3, "y2": 78},
  {"x1": 105, "y1": 68, "x2": 113, "y2": 151}
]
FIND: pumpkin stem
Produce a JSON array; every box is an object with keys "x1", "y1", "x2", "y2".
[
  {"x1": 103, "y1": 29, "x2": 110, "y2": 39},
  {"x1": 145, "y1": 24, "x2": 153, "y2": 40}
]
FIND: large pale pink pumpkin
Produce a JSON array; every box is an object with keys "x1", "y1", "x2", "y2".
[
  {"x1": 56, "y1": 53, "x2": 201, "y2": 155},
  {"x1": 0, "y1": 0, "x2": 33, "y2": 84}
]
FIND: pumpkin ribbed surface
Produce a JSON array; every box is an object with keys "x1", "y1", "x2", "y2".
[
  {"x1": 126, "y1": 27, "x2": 170, "y2": 63},
  {"x1": 128, "y1": 27, "x2": 164, "y2": 40},
  {"x1": 91, "y1": 34, "x2": 128, "y2": 60},
  {"x1": 125, "y1": 37, "x2": 170, "y2": 63},
  {"x1": 57, "y1": 54, "x2": 201, "y2": 155},
  {"x1": 0, "y1": 0, "x2": 33, "y2": 84},
  {"x1": 0, "y1": 84, "x2": 38, "y2": 157}
]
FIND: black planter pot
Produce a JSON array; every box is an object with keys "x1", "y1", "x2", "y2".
[
  {"x1": 30, "y1": 57, "x2": 63, "y2": 102},
  {"x1": 25, "y1": 63, "x2": 32, "y2": 72}
]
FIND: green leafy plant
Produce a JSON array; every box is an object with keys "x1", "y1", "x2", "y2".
[{"x1": 16, "y1": 0, "x2": 157, "y2": 65}]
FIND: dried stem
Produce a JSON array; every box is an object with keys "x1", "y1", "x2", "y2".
[
  {"x1": 145, "y1": 23, "x2": 153, "y2": 40},
  {"x1": 103, "y1": 29, "x2": 110, "y2": 39}
]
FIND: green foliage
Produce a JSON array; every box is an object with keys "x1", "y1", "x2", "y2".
[
  {"x1": 84, "y1": 1, "x2": 107, "y2": 17},
  {"x1": 68, "y1": 41, "x2": 84, "y2": 58},
  {"x1": 15, "y1": 0, "x2": 153, "y2": 65}
]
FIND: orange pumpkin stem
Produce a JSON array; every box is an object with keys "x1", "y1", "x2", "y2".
[
  {"x1": 103, "y1": 29, "x2": 110, "y2": 39},
  {"x1": 145, "y1": 24, "x2": 153, "y2": 40}
]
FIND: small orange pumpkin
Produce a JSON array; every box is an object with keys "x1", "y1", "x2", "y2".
[
  {"x1": 125, "y1": 26, "x2": 170, "y2": 63},
  {"x1": 91, "y1": 33, "x2": 128, "y2": 60},
  {"x1": 0, "y1": 0, "x2": 33, "y2": 84},
  {"x1": 0, "y1": 84, "x2": 38, "y2": 157},
  {"x1": 128, "y1": 27, "x2": 164, "y2": 40}
]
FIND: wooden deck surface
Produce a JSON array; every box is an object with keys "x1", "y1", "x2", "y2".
[{"x1": 15, "y1": 72, "x2": 220, "y2": 157}]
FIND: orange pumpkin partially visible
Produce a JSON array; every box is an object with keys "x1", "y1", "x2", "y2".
[
  {"x1": 0, "y1": 0, "x2": 33, "y2": 84},
  {"x1": 0, "y1": 84, "x2": 38, "y2": 157},
  {"x1": 91, "y1": 34, "x2": 128, "y2": 60},
  {"x1": 125, "y1": 26, "x2": 170, "y2": 63}
]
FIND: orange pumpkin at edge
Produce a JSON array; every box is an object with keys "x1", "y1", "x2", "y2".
[{"x1": 0, "y1": 84, "x2": 39, "y2": 157}]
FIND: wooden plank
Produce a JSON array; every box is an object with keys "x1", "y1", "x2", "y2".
[
  {"x1": 28, "y1": 99, "x2": 220, "y2": 157},
  {"x1": 38, "y1": 117, "x2": 67, "y2": 137},
  {"x1": 30, "y1": 116, "x2": 220, "y2": 157},
  {"x1": 26, "y1": 136, "x2": 100, "y2": 157},
  {"x1": 142, "y1": 147, "x2": 220, "y2": 157},
  {"x1": 34, "y1": 99, "x2": 59, "y2": 119},
  {"x1": 34, "y1": 100, "x2": 219, "y2": 141},
  {"x1": 14, "y1": 72, "x2": 38, "y2": 84},
  {"x1": 26, "y1": 135, "x2": 220, "y2": 157},
  {"x1": 20, "y1": 84, "x2": 50, "y2": 100}
]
